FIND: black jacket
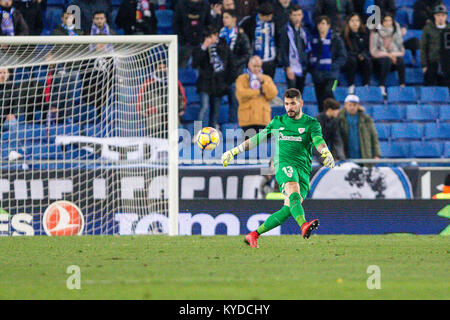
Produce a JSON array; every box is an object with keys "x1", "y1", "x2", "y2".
[
  {"x1": 309, "y1": 32, "x2": 347, "y2": 81},
  {"x1": 70, "y1": 0, "x2": 113, "y2": 34},
  {"x1": 0, "y1": 82, "x2": 19, "y2": 123},
  {"x1": 344, "y1": 30, "x2": 370, "y2": 59},
  {"x1": 279, "y1": 22, "x2": 310, "y2": 71},
  {"x1": 193, "y1": 38, "x2": 233, "y2": 96},
  {"x1": 316, "y1": 112, "x2": 346, "y2": 160},
  {"x1": 220, "y1": 30, "x2": 252, "y2": 81},
  {"x1": 115, "y1": 0, "x2": 157, "y2": 35},
  {"x1": 13, "y1": 0, "x2": 42, "y2": 35},
  {"x1": 314, "y1": 0, "x2": 353, "y2": 32},
  {"x1": 413, "y1": 0, "x2": 443, "y2": 30},
  {"x1": 173, "y1": 0, "x2": 212, "y2": 45},
  {"x1": 0, "y1": 6, "x2": 29, "y2": 35},
  {"x1": 273, "y1": 1, "x2": 295, "y2": 35}
]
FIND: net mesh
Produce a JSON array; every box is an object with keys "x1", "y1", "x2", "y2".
[{"x1": 0, "y1": 40, "x2": 173, "y2": 236}]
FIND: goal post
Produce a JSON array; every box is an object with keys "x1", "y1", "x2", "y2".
[{"x1": 0, "y1": 35, "x2": 179, "y2": 236}]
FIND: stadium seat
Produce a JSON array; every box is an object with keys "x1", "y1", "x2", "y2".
[
  {"x1": 424, "y1": 123, "x2": 450, "y2": 140},
  {"x1": 44, "y1": 6, "x2": 63, "y2": 33},
  {"x1": 371, "y1": 105, "x2": 406, "y2": 122},
  {"x1": 379, "y1": 142, "x2": 410, "y2": 158},
  {"x1": 439, "y1": 105, "x2": 450, "y2": 121},
  {"x1": 184, "y1": 86, "x2": 200, "y2": 104},
  {"x1": 83, "y1": 124, "x2": 106, "y2": 138},
  {"x1": 333, "y1": 87, "x2": 348, "y2": 103},
  {"x1": 420, "y1": 87, "x2": 449, "y2": 104},
  {"x1": 302, "y1": 86, "x2": 317, "y2": 103},
  {"x1": 390, "y1": 123, "x2": 423, "y2": 140},
  {"x1": 182, "y1": 104, "x2": 200, "y2": 122},
  {"x1": 271, "y1": 106, "x2": 285, "y2": 118},
  {"x1": 375, "y1": 123, "x2": 391, "y2": 141},
  {"x1": 156, "y1": 10, "x2": 173, "y2": 34},
  {"x1": 396, "y1": 8, "x2": 413, "y2": 27},
  {"x1": 179, "y1": 68, "x2": 197, "y2": 85},
  {"x1": 409, "y1": 141, "x2": 443, "y2": 158},
  {"x1": 406, "y1": 104, "x2": 439, "y2": 121},
  {"x1": 387, "y1": 86, "x2": 417, "y2": 103},
  {"x1": 26, "y1": 143, "x2": 63, "y2": 160},
  {"x1": 276, "y1": 83, "x2": 288, "y2": 99},
  {"x1": 47, "y1": 0, "x2": 65, "y2": 6},
  {"x1": 273, "y1": 68, "x2": 286, "y2": 84},
  {"x1": 405, "y1": 68, "x2": 424, "y2": 85},
  {"x1": 355, "y1": 86, "x2": 383, "y2": 103},
  {"x1": 444, "y1": 142, "x2": 450, "y2": 158},
  {"x1": 303, "y1": 104, "x2": 319, "y2": 117},
  {"x1": 218, "y1": 105, "x2": 229, "y2": 124}
]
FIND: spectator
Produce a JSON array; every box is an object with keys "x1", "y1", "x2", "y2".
[
  {"x1": 13, "y1": 0, "x2": 42, "y2": 35},
  {"x1": 173, "y1": 0, "x2": 212, "y2": 68},
  {"x1": 420, "y1": 4, "x2": 449, "y2": 87},
  {"x1": 0, "y1": 0, "x2": 29, "y2": 36},
  {"x1": 370, "y1": 13, "x2": 405, "y2": 96},
  {"x1": 240, "y1": 2, "x2": 278, "y2": 78},
  {"x1": 273, "y1": 0, "x2": 294, "y2": 33},
  {"x1": 70, "y1": 0, "x2": 113, "y2": 34},
  {"x1": 343, "y1": 13, "x2": 372, "y2": 93},
  {"x1": 219, "y1": 9, "x2": 251, "y2": 123},
  {"x1": 235, "y1": 0, "x2": 258, "y2": 19},
  {"x1": 90, "y1": 11, "x2": 116, "y2": 36},
  {"x1": 314, "y1": 0, "x2": 353, "y2": 33},
  {"x1": 136, "y1": 61, "x2": 187, "y2": 137},
  {"x1": 413, "y1": 0, "x2": 443, "y2": 30},
  {"x1": 337, "y1": 94, "x2": 381, "y2": 160},
  {"x1": 209, "y1": 0, "x2": 223, "y2": 29},
  {"x1": 193, "y1": 26, "x2": 232, "y2": 129},
  {"x1": 309, "y1": 16, "x2": 347, "y2": 112},
  {"x1": 316, "y1": 98, "x2": 346, "y2": 160},
  {"x1": 115, "y1": 0, "x2": 158, "y2": 35},
  {"x1": 0, "y1": 67, "x2": 23, "y2": 161},
  {"x1": 52, "y1": 10, "x2": 84, "y2": 35},
  {"x1": 279, "y1": 5, "x2": 310, "y2": 94},
  {"x1": 235, "y1": 55, "x2": 278, "y2": 134}
]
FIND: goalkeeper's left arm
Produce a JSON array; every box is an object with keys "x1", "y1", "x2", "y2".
[
  {"x1": 222, "y1": 127, "x2": 270, "y2": 167},
  {"x1": 311, "y1": 120, "x2": 335, "y2": 169}
]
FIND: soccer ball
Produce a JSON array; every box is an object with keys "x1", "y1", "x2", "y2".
[{"x1": 196, "y1": 127, "x2": 220, "y2": 151}]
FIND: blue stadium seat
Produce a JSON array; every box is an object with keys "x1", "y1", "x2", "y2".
[
  {"x1": 406, "y1": 104, "x2": 439, "y2": 121},
  {"x1": 273, "y1": 68, "x2": 286, "y2": 84},
  {"x1": 182, "y1": 104, "x2": 200, "y2": 122},
  {"x1": 47, "y1": 0, "x2": 65, "y2": 6},
  {"x1": 405, "y1": 68, "x2": 424, "y2": 85},
  {"x1": 375, "y1": 123, "x2": 391, "y2": 141},
  {"x1": 44, "y1": 6, "x2": 63, "y2": 33},
  {"x1": 403, "y1": 29, "x2": 422, "y2": 41},
  {"x1": 178, "y1": 68, "x2": 197, "y2": 85},
  {"x1": 303, "y1": 104, "x2": 319, "y2": 117},
  {"x1": 371, "y1": 105, "x2": 405, "y2": 122},
  {"x1": 184, "y1": 86, "x2": 200, "y2": 104},
  {"x1": 83, "y1": 124, "x2": 106, "y2": 137},
  {"x1": 276, "y1": 83, "x2": 288, "y2": 99},
  {"x1": 424, "y1": 123, "x2": 450, "y2": 140},
  {"x1": 391, "y1": 123, "x2": 423, "y2": 140},
  {"x1": 395, "y1": 0, "x2": 415, "y2": 7},
  {"x1": 271, "y1": 106, "x2": 285, "y2": 118},
  {"x1": 420, "y1": 87, "x2": 449, "y2": 104},
  {"x1": 156, "y1": 10, "x2": 173, "y2": 34},
  {"x1": 333, "y1": 87, "x2": 348, "y2": 103},
  {"x1": 379, "y1": 142, "x2": 410, "y2": 158},
  {"x1": 302, "y1": 86, "x2": 317, "y2": 103},
  {"x1": 26, "y1": 143, "x2": 63, "y2": 160},
  {"x1": 409, "y1": 141, "x2": 443, "y2": 158},
  {"x1": 355, "y1": 86, "x2": 383, "y2": 103},
  {"x1": 218, "y1": 105, "x2": 229, "y2": 124},
  {"x1": 444, "y1": 142, "x2": 450, "y2": 158},
  {"x1": 387, "y1": 86, "x2": 417, "y2": 103},
  {"x1": 439, "y1": 105, "x2": 450, "y2": 121},
  {"x1": 396, "y1": 8, "x2": 413, "y2": 27},
  {"x1": 111, "y1": 0, "x2": 122, "y2": 6}
]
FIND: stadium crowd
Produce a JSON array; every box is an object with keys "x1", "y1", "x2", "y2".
[{"x1": 0, "y1": 0, "x2": 449, "y2": 161}]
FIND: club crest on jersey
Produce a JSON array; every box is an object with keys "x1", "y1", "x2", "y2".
[{"x1": 298, "y1": 128, "x2": 305, "y2": 134}]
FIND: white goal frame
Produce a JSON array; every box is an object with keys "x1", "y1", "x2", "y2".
[{"x1": 0, "y1": 35, "x2": 179, "y2": 236}]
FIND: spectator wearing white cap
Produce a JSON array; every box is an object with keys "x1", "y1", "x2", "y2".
[{"x1": 336, "y1": 94, "x2": 381, "y2": 160}]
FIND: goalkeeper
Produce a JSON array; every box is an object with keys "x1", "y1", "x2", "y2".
[{"x1": 222, "y1": 88, "x2": 335, "y2": 248}]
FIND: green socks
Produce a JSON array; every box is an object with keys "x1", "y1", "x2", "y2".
[
  {"x1": 256, "y1": 205, "x2": 291, "y2": 235},
  {"x1": 289, "y1": 192, "x2": 306, "y2": 227}
]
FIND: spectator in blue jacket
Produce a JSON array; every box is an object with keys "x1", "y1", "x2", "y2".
[{"x1": 309, "y1": 15, "x2": 347, "y2": 112}]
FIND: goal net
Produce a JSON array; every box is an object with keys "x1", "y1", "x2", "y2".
[{"x1": 0, "y1": 36, "x2": 179, "y2": 236}]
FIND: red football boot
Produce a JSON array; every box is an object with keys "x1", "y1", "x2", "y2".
[
  {"x1": 244, "y1": 231, "x2": 259, "y2": 248},
  {"x1": 301, "y1": 219, "x2": 319, "y2": 239}
]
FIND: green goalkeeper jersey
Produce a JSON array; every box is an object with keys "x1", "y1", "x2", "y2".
[{"x1": 252, "y1": 113, "x2": 325, "y2": 175}]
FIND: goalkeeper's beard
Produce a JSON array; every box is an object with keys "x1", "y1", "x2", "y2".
[{"x1": 287, "y1": 106, "x2": 301, "y2": 119}]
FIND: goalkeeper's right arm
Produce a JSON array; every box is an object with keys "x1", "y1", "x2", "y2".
[{"x1": 221, "y1": 128, "x2": 270, "y2": 167}]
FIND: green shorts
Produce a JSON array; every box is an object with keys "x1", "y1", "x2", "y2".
[{"x1": 275, "y1": 163, "x2": 310, "y2": 200}]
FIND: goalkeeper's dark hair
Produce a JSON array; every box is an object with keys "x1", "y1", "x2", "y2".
[
  {"x1": 284, "y1": 88, "x2": 302, "y2": 100},
  {"x1": 323, "y1": 98, "x2": 340, "y2": 111}
]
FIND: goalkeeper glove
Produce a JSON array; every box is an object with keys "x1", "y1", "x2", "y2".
[
  {"x1": 222, "y1": 145, "x2": 244, "y2": 167},
  {"x1": 321, "y1": 148, "x2": 335, "y2": 169}
]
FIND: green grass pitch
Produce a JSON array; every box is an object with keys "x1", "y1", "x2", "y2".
[{"x1": 0, "y1": 235, "x2": 448, "y2": 299}]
